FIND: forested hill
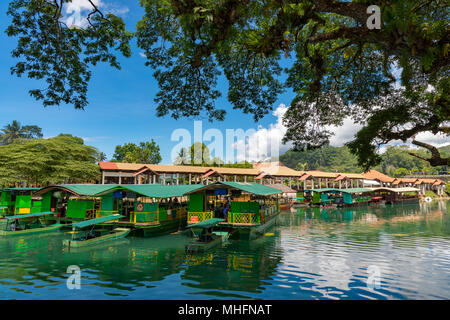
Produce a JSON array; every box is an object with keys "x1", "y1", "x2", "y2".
[{"x1": 279, "y1": 145, "x2": 449, "y2": 177}]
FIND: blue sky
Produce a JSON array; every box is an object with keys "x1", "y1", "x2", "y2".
[{"x1": 0, "y1": 0, "x2": 297, "y2": 164}]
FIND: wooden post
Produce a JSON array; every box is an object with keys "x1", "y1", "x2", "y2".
[
  {"x1": 189, "y1": 173, "x2": 192, "y2": 184},
  {"x1": 162, "y1": 174, "x2": 166, "y2": 185},
  {"x1": 101, "y1": 171, "x2": 105, "y2": 184},
  {"x1": 234, "y1": 175, "x2": 237, "y2": 182}
]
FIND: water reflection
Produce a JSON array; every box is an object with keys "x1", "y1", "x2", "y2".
[{"x1": 0, "y1": 201, "x2": 449, "y2": 299}]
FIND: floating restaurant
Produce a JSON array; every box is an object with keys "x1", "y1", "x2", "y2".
[{"x1": 0, "y1": 162, "x2": 447, "y2": 249}]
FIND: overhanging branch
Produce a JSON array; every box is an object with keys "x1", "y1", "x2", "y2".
[{"x1": 408, "y1": 139, "x2": 450, "y2": 166}]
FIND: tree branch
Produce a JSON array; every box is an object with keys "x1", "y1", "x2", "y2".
[{"x1": 409, "y1": 139, "x2": 450, "y2": 166}]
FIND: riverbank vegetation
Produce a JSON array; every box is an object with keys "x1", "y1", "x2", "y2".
[
  {"x1": 280, "y1": 145, "x2": 450, "y2": 176},
  {"x1": 6, "y1": 0, "x2": 448, "y2": 170},
  {"x1": 0, "y1": 134, "x2": 101, "y2": 187}
]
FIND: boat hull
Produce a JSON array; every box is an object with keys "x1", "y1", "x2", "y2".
[
  {"x1": 0, "y1": 223, "x2": 63, "y2": 237},
  {"x1": 134, "y1": 218, "x2": 187, "y2": 237},
  {"x1": 185, "y1": 231, "x2": 229, "y2": 253},
  {"x1": 63, "y1": 228, "x2": 130, "y2": 248},
  {"x1": 228, "y1": 212, "x2": 280, "y2": 241}
]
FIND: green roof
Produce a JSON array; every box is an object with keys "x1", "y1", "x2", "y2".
[
  {"x1": 340, "y1": 188, "x2": 372, "y2": 194},
  {"x1": 1, "y1": 187, "x2": 40, "y2": 192},
  {"x1": 71, "y1": 214, "x2": 124, "y2": 228},
  {"x1": 117, "y1": 184, "x2": 204, "y2": 198},
  {"x1": 187, "y1": 218, "x2": 224, "y2": 228},
  {"x1": 5, "y1": 211, "x2": 54, "y2": 220},
  {"x1": 185, "y1": 181, "x2": 281, "y2": 196},
  {"x1": 311, "y1": 188, "x2": 341, "y2": 193},
  {"x1": 35, "y1": 184, "x2": 120, "y2": 196}
]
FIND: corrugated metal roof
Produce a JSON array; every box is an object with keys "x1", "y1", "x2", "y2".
[
  {"x1": 4, "y1": 211, "x2": 54, "y2": 220},
  {"x1": 71, "y1": 214, "x2": 124, "y2": 228},
  {"x1": 1, "y1": 187, "x2": 40, "y2": 192},
  {"x1": 340, "y1": 188, "x2": 372, "y2": 194},
  {"x1": 311, "y1": 188, "x2": 341, "y2": 193},
  {"x1": 34, "y1": 184, "x2": 121, "y2": 196},
  {"x1": 118, "y1": 184, "x2": 204, "y2": 198},
  {"x1": 184, "y1": 181, "x2": 281, "y2": 196}
]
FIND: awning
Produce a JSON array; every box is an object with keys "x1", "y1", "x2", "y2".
[
  {"x1": 4, "y1": 212, "x2": 54, "y2": 220},
  {"x1": 70, "y1": 214, "x2": 124, "y2": 228}
]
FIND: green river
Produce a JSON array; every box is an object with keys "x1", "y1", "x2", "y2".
[{"x1": 0, "y1": 200, "x2": 449, "y2": 299}]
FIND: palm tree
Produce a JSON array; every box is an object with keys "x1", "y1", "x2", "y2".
[{"x1": 0, "y1": 120, "x2": 43, "y2": 145}]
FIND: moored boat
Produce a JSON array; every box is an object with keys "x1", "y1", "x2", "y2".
[
  {"x1": 184, "y1": 181, "x2": 282, "y2": 241},
  {"x1": 63, "y1": 214, "x2": 130, "y2": 248},
  {"x1": 185, "y1": 218, "x2": 229, "y2": 253},
  {"x1": 0, "y1": 212, "x2": 63, "y2": 237}
]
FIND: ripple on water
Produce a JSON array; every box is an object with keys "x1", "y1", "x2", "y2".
[{"x1": 0, "y1": 202, "x2": 449, "y2": 299}]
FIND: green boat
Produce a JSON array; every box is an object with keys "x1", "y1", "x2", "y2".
[
  {"x1": 185, "y1": 182, "x2": 282, "y2": 240},
  {"x1": 63, "y1": 214, "x2": 130, "y2": 248},
  {"x1": 0, "y1": 212, "x2": 63, "y2": 237},
  {"x1": 185, "y1": 218, "x2": 230, "y2": 253}
]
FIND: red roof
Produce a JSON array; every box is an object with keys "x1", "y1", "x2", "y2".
[
  {"x1": 99, "y1": 162, "x2": 118, "y2": 170},
  {"x1": 362, "y1": 170, "x2": 395, "y2": 183}
]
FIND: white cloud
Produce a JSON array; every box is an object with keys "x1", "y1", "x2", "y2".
[
  {"x1": 232, "y1": 104, "x2": 291, "y2": 162},
  {"x1": 328, "y1": 118, "x2": 362, "y2": 146},
  {"x1": 233, "y1": 104, "x2": 449, "y2": 161},
  {"x1": 63, "y1": 1, "x2": 128, "y2": 28},
  {"x1": 139, "y1": 52, "x2": 147, "y2": 58}
]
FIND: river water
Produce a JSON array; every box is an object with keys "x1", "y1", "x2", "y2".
[{"x1": 0, "y1": 200, "x2": 449, "y2": 299}]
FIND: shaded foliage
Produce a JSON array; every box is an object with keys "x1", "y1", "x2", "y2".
[
  {"x1": 112, "y1": 140, "x2": 162, "y2": 164},
  {"x1": 0, "y1": 134, "x2": 101, "y2": 186},
  {"x1": 6, "y1": 0, "x2": 449, "y2": 167}
]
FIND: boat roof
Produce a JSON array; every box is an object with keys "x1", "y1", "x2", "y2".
[
  {"x1": 1, "y1": 187, "x2": 40, "y2": 192},
  {"x1": 70, "y1": 214, "x2": 124, "y2": 228},
  {"x1": 105, "y1": 184, "x2": 205, "y2": 198},
  {"x1": 311, "y1": 188, "x2": 341, "y2": 193},
  {"x1": 187, "y1": 218, "x2": 225, "y2": 228},
  {"x1": 34, "y1": 184, "x2": 121, "y2": 196},
  {"x1": 184, "y1": 182, "x2": 282, "y2": 196},
  {"x1": 340, "y1": 188, "x2": 372, "y2": 194},
  {"x1": 4, "y1": 212, "x2": 54, "y2": 220}
]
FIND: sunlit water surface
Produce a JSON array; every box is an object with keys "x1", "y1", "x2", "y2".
[{"x1": 0, "y1": 200, "x2": 449, "y2": 299}]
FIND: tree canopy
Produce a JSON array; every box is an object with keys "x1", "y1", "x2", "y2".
[
  {"x1": 0, "y1": 120, "x2": 43, "y2": 145},
  {"x1": 0, "y1": 134, "x2": 101, "y2": 186},
  {"x1": 175, "y1": 142, "x2": 253, "y2": 167},
  {"x1": 112, "y1": 140, "x2": 162, "y2": 164},
  {"x1": 280, "y1": 144, "x2": 450, "y2": 176},
  {"x1": 6, "y1": 0, "x2": 449, "y2": 168}
]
